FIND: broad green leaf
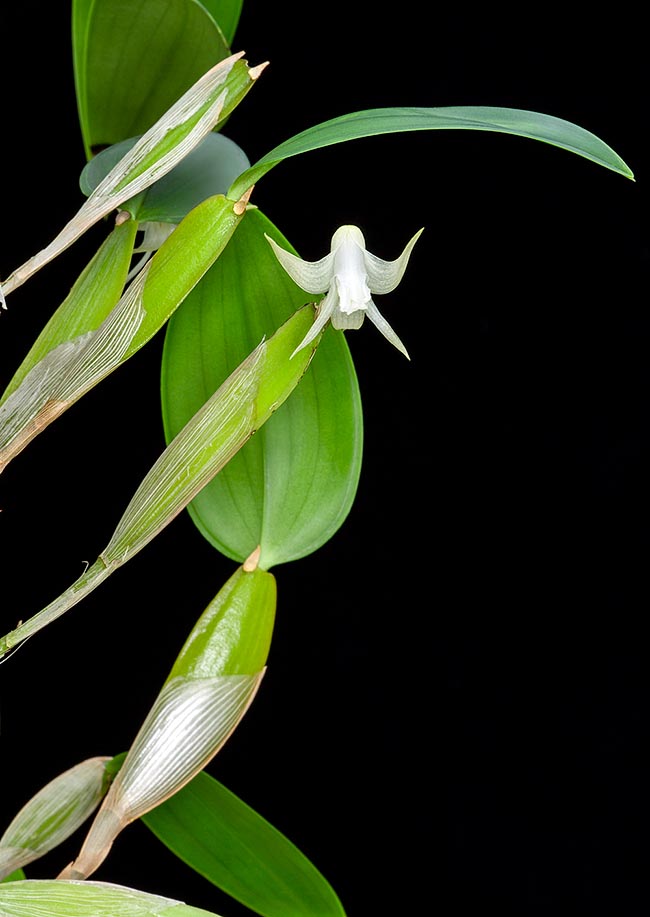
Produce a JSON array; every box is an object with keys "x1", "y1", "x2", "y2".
[
  {"x1": 143, "y1": 770, "x2": 346, "y2": 917},
  {"x1": 80, "y1": 133, "x2": 250, "y2": 224},
  {"x1": 2, "y1": 54, "x2": 259, "y2": 298},
  {"x1": 72, "y1": 0, "x2": 231, "y2": 159},
  {"x1": 0, "y1": 305, "x2": 320, "y2": 658},
  {"x1": 161, "y1": 208, "x2": 363, "y2": 569},
  {"x1": 0, "y1": 879, "x2": 222, "y2": 916},
  {"x1": 227, "y1": 105, "x2": 634, "y2": 199}
]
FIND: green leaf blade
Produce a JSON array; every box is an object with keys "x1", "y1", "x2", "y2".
[
  {"x1": 161, "y1": 208, "x2": 363, "y2": 569},
  {"x1": 0, "y1": 220, "x2": 137, "y2": 408},
  {"x1": 199, "y1": 1, "x2": 243, "y2": 44},
  {"x1": 228, "y1": 105, "x2": 634, "y2": 198},
  {"x1": 73, "y1": 0, "x2": 232, "y2": 156},
  {"x1": 143, "y1": 771, "x2": 346, "y2": 917},
  {"x1": 0, "y1": 305, "x2": 319, "y2": 658}
]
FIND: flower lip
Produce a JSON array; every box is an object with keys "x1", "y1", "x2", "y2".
[{"x1": 266, "y1": 223, "x2": 424, "y2": 359}]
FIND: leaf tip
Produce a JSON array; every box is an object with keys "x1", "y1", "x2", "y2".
[
  {"x1": 243, "y1": 545, "x2": 262, "y2": 571},
  {"x1": 233, "y1": 185, "x2": 254, "y2": 215},
  {"x1": 249, "y1": 61, "x2": 270, "y2": 81}
]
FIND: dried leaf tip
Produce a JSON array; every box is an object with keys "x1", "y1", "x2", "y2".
[
  {"x1": 243, "y1": 545, "x2": 262, "y2": 571},
  {"x1": 249, "y1": 61, "x2": 270, "y2": 80}
]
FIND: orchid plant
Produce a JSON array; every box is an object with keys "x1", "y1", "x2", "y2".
[{"x1": 0, "y1": 2, "x2": 634, "y2": 916}]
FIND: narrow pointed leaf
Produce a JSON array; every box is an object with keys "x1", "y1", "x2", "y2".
[
  {"x1": 0, "y1": 758, "x2": 112, "y2": 881},
  {"x1": 143, "y1": 770, "x2": 346, "y2": 917},
  {"x1": 0, "y1": 191, "x2": 246, "y2": 473},
  {"x1": 0, "y1": 221, "x2": 137, "y2": 407},
  {"x1": 161, "y1": 208, "x2": 363, "y2": 569},
  {"x1": 0, "y1": 263, "x2": 149, "y2": 474},
  {"x1": 2, "y1": 53, "x2": 259, "y2": 297},
  {"x1": 59, "y1": 673, "x2": 263, "y2": 881},
  {"x1": 59, "y1": 564, "x2": 275, "y2": 881},
  {"x1": 0, "y1": 305, "x2": 320, "y2": 658},
  {"x1": 227, "y1": 105, "x2": 634, "y2": 199},
  {"x1": 0, "y1": 879, "x2": 223, "y2": 916},
  {"x1": 72, "y1": 0, "x2": 231, "y2": 159},
  {"x1": 126, "y1": 191, "x2": 248, "y2": 357}
]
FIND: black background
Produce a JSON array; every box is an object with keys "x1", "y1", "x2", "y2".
[{"x1": 1, "y1": 3, "x2": 649, "y2": 916}]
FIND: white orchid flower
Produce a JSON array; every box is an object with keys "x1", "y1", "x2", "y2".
[{"x1": 265, "y1": 224, "x2": 424, "y2": 359}]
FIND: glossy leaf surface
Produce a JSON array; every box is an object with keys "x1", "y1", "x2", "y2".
[
  {"x1": 161, "y1": 208, "x2": 363, "y2": 569},
  {"x1": 72, "y1": 0, "x2": 231, "y2": 158},
  {"x1": 228, "y1": 105, "x2": 634, "y2": 198},
  {"x1": 143, "y1": 770, "x2": 346, "y2": 917}
]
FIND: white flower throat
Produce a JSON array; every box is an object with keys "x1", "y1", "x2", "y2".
[{"x1": 266, "y1": 224, "x2": 423, "y2": 358}]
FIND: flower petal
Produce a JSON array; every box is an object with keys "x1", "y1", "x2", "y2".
[
  {"x1": 264, "y1": 235, "x2": 333, "y2": 293},
  {"x1": 290, "y1": 288, "x2": 338, "y2": 358},
  {"x1": 365, "y1": 299, "x2": 410, "y2": 359},
  {"x1": 330, "y1": 306, "x2": 365, "y2": 331},
  {"x1": 364, "y1": 228, "x2": 424, "y2": 294}
]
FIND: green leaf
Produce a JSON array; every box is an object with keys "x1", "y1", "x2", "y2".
[
  {"x1": 199, "y1": 1, "x2": 243, "y2": 44},
  {"x1": 1, "y1": 221, "x2": 137, "y2": 407},
  {"x1": 167, "y1": 564, "x2": 276, "y2": 681},
  {"x1": 129, "y1": 192, "x2": 247, "y2": 357},
  {"x1": 80, "y1": 133, "x2": 250, "y2": 224},
  {"x1": 143, "y1": 770, "x2": 346, "y2": 917},
  {"x1": 0, "y1": 191, "x2": 248, "y2": 474},
  {"x1": 60, "y1": 566, "x2": 276, "y2": 882},
  {"x1": 0, "y1": 757, "x2": 112, "y2": 882},
  {"x1": 2, "y1": 54, "x2": 258, "y2": 298},
  {"x1": 72, "y1": 0, "x2": 231, "y2": 159},
  {"x1": 161, "y1": 208, "x2": 363, "y2": 569},
  {"x1": 0, "y1": 871, "x2": 25, "y2": 884},
  {"x1": 0, "y1": 879, "x2": 222, "y2": 916},
  {"x1": 0, "y1": 305, "x2": 321, "y2": 658},
  {"x1": 0, "y1": 221, "x2": 138, "y2": 471},
  {"x1": 227, "y1": 105, "x2": 634, "y2": 199}
]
